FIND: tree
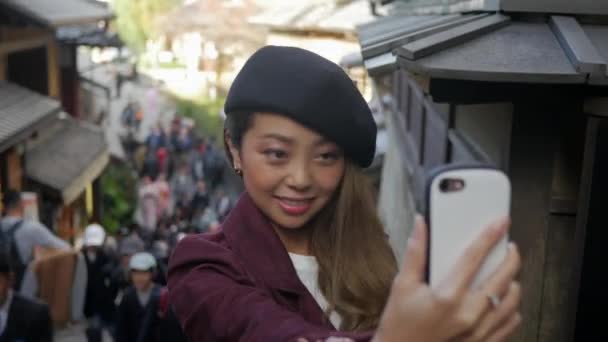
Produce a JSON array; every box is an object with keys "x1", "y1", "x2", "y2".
[
  {"x1": 111, "y1": 0, "x2": 182, "y2": 53},
  {"x1": 100, "y1": 161, "x2": 137, "y2": 234}
]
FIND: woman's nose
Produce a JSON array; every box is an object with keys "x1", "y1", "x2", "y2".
[{"x1": 286, "y1": 161, "x2": 313, "y2": 191}]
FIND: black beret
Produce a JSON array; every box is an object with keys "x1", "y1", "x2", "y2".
[{"x1": 224, "y1": 45, "x2": 376, "y2": 168}]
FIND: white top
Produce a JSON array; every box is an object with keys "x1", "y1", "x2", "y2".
[
  {"x1": 0, "y1": 290, "x2": 14, "y2": 336},
  {"x1": 288, "y1": 253, "x2": 342, "y2": 329}
]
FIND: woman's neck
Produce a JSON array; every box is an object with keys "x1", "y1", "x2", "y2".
[{"x1": 272, "y1": 224, "x2": 312, "y2": 255}]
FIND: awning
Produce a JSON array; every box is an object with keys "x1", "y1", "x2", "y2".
[
  {"x1": 0, "y1": 81, "x2": 60, "y2": 153},
  {"x1": 56, "y1": 26, "x2": 123, "y2": 47},
  {"x1": 0, "y1": 0, "x2": 113, "y2": 27},
  {"x1": 584, "y1": 25, "x2": 608, "y2": 85},
  {"x1": 356, "y1": 14, "x2": 454, "y2": 75},
  {"x1": 358, "y1": 13, "x2": 608, "y2": 84},
  {"x1": 363, "y1": 52, "x2": 397, "y2": 76},
  {"x1": 374, "y1": 0, "x2": 608, "y2": 17},
  {"x1": 26, "y1": 115, "x2": 109, "y2": 205}
]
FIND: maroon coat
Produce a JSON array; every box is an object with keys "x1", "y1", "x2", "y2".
[{"x1": 168, "y1": 193, "x2": 374, "y2": 341}]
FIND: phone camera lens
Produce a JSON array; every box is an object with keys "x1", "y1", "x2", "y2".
[
  {"x1": 439, "y1": 179, "x2": 450, "y2": 193},
  {"x1": 439, "y1": 178, "x2": 466, "y2": 193}
]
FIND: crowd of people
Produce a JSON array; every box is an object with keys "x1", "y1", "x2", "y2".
[
  {"x1": 123, "y1": 108, "x2": 235, "y2": 246},
  {"x1": 0, "y1": 100, "x2": 237, "y2": 342},
  {"x1": 74, "y1": 106, "x2": 239, "y2": 342},
  {"x1": 70, "y1": 109, "x2": 236, "y2": 341}
]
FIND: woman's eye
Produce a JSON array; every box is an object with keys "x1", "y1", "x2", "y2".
[
  {"x1": 264, "y1": 149, "x2": 288, "y2": 160},
  {"x1": 317, "y1": 152, "x2": 340, "y2": 162}
]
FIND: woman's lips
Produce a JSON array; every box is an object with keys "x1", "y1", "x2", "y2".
[{"x1": 275, "y1": 196, "x2": 314, "y2": 216}]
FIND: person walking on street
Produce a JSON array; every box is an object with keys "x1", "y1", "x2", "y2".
[
  {"x1": 0, "y1": 190, "x2": 69, "y2": 290},
  {"x1": 190, "y1": 181, "x2": 210, "y2": 217},
  {"x1": 170, "y1": 163, "x2": 195, "y2": 210},
  {"x1": 0, "y1": 252, "x2": 53, "y2": 342},
  {"x1": 191, "y1": 140, "x2": 206, "y2": 182},
  {"x1": 115, "y1": 252, "x2": 161, "y2": 342},
  {"x1": 202, "y1": 140, "x2": 224, "y2": 190},
  {"x1": 137, "y1": 176, "x2": 160, "y2": 240},
  {"x1": 111, "y1": 226, "x2": 146, "y2": 301},
  {"x1": 81, "y1": 224, "x2": 118, "y2": 342},
  {"x1": 146, "y1": 124, "x2": 166, "y2": 152},
  {"x1": 154, "y1": 173, "x2": 172, "y2": 219}
]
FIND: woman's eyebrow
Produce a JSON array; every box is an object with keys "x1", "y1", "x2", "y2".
[
  {"x1": 314, "y1": 138, "x2": 339, "y2": 148},
  {"x1": 259, "y1": 133, "x2": 294, "y2": 144}
]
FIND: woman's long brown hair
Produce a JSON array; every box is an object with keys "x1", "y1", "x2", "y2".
[
  {"x1": 310, "y1": 161, "x2": 397, "y2": 331},
  {"x1": 225, "y1": 112, "x2": 398, "y2": 331}
]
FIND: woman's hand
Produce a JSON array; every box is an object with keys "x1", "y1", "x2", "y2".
[{"x1": 373, "y1": 216, "x2": 521, "y2": 342}]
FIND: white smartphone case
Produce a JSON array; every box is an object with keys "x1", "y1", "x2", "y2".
[{"x1": 427, "y1": 167, "x2": 510, "y2": 290}]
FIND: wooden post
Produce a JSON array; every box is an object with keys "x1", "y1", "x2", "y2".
[
  {"x1": 7, "y1": 147, "x2": 23, "y2": 191},
  {"x1": 571, "y1": 117, "x2": 608, "y2": 340},
  {"x1": 0, "y1": 54, "x2": 6, "y2": 81},
  {"x1": 507, "y1": 102, "x2": 557, "y2": 342},
  {"x1": 537, "y1": 103, "x2": 586, "y2": 342},
  {"x1": 46, "y1": 40, "x2": 60, "y2": 99}
]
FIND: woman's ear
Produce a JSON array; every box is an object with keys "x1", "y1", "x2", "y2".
[{"x1": 224, "y1": 129, "x2": 242, "y2": 170}]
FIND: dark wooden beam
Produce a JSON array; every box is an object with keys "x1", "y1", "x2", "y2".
[
  {"x1": 573, "y1": 117, "x2": 608, "y2": 341},
  {"x1": 550, "y1": 16, "x2": 606, "y2": 76},
  {"x1": 538, "y1": 102, "x2": 586, "y2": 342},
  {"x1": 429, "y1": 78, "x2": 585, "y2": 104},
  {"x1": 395, "y1": 14, "x2": 510, "y2": 60},
  {"x1": 507, "y1": 102, "x2": 557, "y2": 342},
  {"x1": 0, "y1": 34, "x2": 51, "y2": 55}
]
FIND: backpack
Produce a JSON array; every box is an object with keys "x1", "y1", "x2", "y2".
[{"x1": 0, "y1": 219, "x2": 26, "y2": 288}]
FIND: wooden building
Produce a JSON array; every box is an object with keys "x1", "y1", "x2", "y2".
[
  {"x1": 360, "y1": 0, "x2": 608, "y2": 340},
  {"x1": 0, "y1": 0, "x2": 112, "y2": 241}
]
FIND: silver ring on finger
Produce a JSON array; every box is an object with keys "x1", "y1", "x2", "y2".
[{"x1": 487, "y1": 293, "x2": 501, "y2": 309}]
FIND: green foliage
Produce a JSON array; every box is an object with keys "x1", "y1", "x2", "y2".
[
  {"x1": 100, "y1": 161, "x2": 137, "y2": 234},
  {"x1": 173, "y1": 95, "x2": 225, "y2": 142},
  {"x1": 158, "y1": 60, "x2": 187, "y2": 69},
  {"x1": 111, "y1": 0, "x2": 181, "y2": 53}
]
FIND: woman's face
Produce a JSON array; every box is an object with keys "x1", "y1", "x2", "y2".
[{"x1": 230, "y1": 113, "x2": 345, "y2": 229}]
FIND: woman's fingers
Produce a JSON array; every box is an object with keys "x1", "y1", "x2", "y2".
[
  {"x1": 400, "y1": 215, "x2": 428, "y2": 283},
  {"x1": 485, "y1": 312, "x2": 522, "y2": 342},
  {"x1": 480, "y1": 243, "x2": 521, "y2": 299},
  {"x1": 468, "y1": 281, "x2": 522, "y2": 341},
  {"x1": 439, "y1": 217, "x2": 510, "y2": 296}
]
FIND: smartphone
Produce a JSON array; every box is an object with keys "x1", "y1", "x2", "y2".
[{"x1": 425, "y1": 165, "x2": 510, "y2": 289}]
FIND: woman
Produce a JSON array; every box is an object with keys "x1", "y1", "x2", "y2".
[
  {"x1": 137, "y1": 175, "x2": 160, "y2": 237},
  {"x1": 168, "y1": 46, "x2": 521, "y2": 341},
  {"x1": 154, "y1": 172, "x2": 172, "y2": 218}
]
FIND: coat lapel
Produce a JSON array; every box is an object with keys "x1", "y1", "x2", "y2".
[{"x1": 222, "y1": 193, "x2": 332, "y2": 327}]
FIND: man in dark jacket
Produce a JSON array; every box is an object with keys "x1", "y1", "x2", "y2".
[
  {"x1": 115, "y1": 252, "x2": 161, "y2": 342},
  {"x1": 82, "y1": 224, "x2": 118, "y2": 342},
  {"x1": 116, "y1": 252, "x2": 189, "y2": 342},
  {"x1": 0, "y1": 252, "x2": 53, "y2": 342}
]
